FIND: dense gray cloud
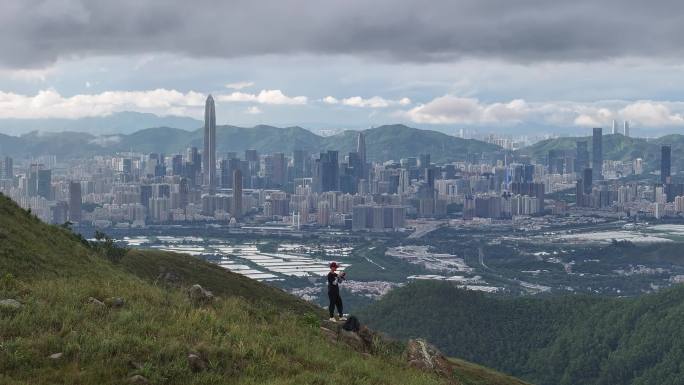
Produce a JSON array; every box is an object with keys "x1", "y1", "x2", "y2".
[{"x1": 1, "y1": 0, "x2": 683, "y2": 68}]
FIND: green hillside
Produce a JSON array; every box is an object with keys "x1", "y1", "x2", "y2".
[
  {"x1": 0, "y1": 124, "x2": 499, "y2": 163},
  {"x1": 518, "y1": 133, "x2": 684, "y2": 173},
  {"x1": 328, "y1": 125, "x2": 499, "y2": 163},
  {"x1": 0, "y1": 193, "x2": 525, "y2": 385},
  {"x1": 360, "y1": 280, "x2": 684, "y2": 385}
]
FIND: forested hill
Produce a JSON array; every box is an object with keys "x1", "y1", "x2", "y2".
[
  {"x1": 360, "y1": 280, "x2": 684, "y2": 385},
  {"x1": 517, "y1": 133, "x2": 684, "y2": 172},
  {"x1": 0, "y1": 124, "x2": 499, "y2": 163}
]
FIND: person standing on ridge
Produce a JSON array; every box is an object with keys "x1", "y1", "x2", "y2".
[{"x1": 327, "y1": 261, "x2": 346, "y2": 322}]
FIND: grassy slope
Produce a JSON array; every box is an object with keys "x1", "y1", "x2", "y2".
[
  {"x1": 120, "y1": 249, "x2": 319, "y2": 315},
  {"x1": 0, "y1": 194, "x2": 525, "y2": 385}
]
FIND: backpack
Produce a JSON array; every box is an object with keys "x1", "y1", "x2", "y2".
[{"x1": 342, "y1": 315, "x2": 361, "y2": 332}]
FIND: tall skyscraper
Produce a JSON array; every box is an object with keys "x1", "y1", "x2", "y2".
[
  {"x1": 171, "y1": 155, "x2": 183, "y2": 176},
  {"x1": 245, "y1": 149, "x2": 258, "y2": 162},
  {"x1": 179, "y1": 178, "x2": 189, "y2": 209},
  {"x1": 661, "y1": 145, "x2": 672, "y2": 184},
  {"x1": 293, "y1": 150, "x2": 306, "y2": 180},
  {"x1": 623, "y1": 121, "x2": 630, "y2": 137},
  {"x1": 2, "y1": 156, "x2": 12, "y2": 179},
  {"x1": 592, "y1": 127, "x2": 603, "y2": 180},
  {"x1": 220, "y1": 158, "x2": 241, "y2": 188},
  {"x1": 357, "y1": 131, "x2": 367, "y2": 165},
  {"x1": 575, "y1": 141, "x2": 589, "y2": 172},
  {"x1": 582, "y1": 167, "x2": 593, "y2": 195},
  {"x1": 203, "y1": 94, "x2": 217, "y2": 192},
  {"x1": 356, "y1": 131, "x2": 367, "y2": 191},
  {"x1": 37, "y1": 169, "x2": 52, "y2": 200},
  {"x1": 316, "y1": 151, "x2": 339, "y2": 192},
  {"x1": 272, "y1": 152, "x2": 287, "y2": 186},
  {"x1": 611, "y1": 119, "x2": 618, "y2": 134},
  {"x1": 419, "y1": 153, "x2": 431, "y2": 170},
  {"x1": 232, "y1": 169, "x2": 243, "y2": 219},
  {"x1": 68, "y1": 181, "x2": 82, "y2": 222}
]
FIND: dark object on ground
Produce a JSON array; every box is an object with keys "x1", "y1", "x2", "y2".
[{"x1": 342, "y1": 315, "x2": 361, "y2": 332}]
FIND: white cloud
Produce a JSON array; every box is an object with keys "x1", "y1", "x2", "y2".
[
  {"x1": 245, "y1": 106, "x2": 262, "y2": 114},
  {"x1": 0, "y1": 88, "x2": 206, "y2": 119},
  {"x1": 404, "y1": 95, "x2": 684, "y2": 129},
  {"x1": 225, "y1": 81, "x2": 255, "y2": 90},
  {"x1": 398, "y1": 97, "x2": 412, "y2": 106},
  {"x1": 323, "y1": 95, "x2": 412, "y2": 108},
  {"x1": 406, "y1": 96, "x2": 492, "y2": 124},
  {"x1": 217, "y1": 89, "x2": 307, "y2": 105},
  {"x1": 572, "y1": 108, "x2": 613, "y2": 127},
  {"x1": 322, "y1": 96, "x2": 339, "y2": 104},
  {"x1": 619, "y1": 102, "x2": 684, "y2": 126}
]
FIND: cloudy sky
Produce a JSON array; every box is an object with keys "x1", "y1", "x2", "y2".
[{"x1": 2, "y1": 0, "x2": 684, "y2": 136}]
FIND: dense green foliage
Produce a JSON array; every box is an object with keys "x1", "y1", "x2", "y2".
[
  {"x1": 0, "y1": 124, "x2": 498, "y2": 162},
  {"x1": 0, "y1": 193, "x2": 527, "y2": 385},
  {"x1": 361, "y1": 280, "x2": 684, "y2": 385}
]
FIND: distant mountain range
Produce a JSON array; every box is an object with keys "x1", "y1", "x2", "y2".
[
  {"x1": 0, "y1": 111, "x2": 202, "y2": 136},
  {"x1": 519, "y1": 133, "x2": 684, "y2": 173},
  {"x1": 1, "y1": 114, "x2": 681, "y2": 171},
  {"x1": 0, "y1": 124, "x2": 500, "y2": 163}
]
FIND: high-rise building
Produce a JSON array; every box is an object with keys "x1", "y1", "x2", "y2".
[
  {"x1": 661, "y1": 145, "x2": 672, "y2": 184},
  {"x1": 611, "y1": 119, "x2": 618, "y2": 134},
  {"x1": 171, "y1": 155, "x2": 183, "y2": 176},
  {"x1": 623, "y1": 121, "x2": 630, "y2": 137},
  {"x1": 425, "y1": 168, "x2": 436, "y2": 190},
  {"x1": 592, "y1": 127, "x2": 603, "y2": 180},
  {"x1": 37, "y1": 169, "x2": 52, "y2": 200},
  {"x1": 2, "y1": 156, "x2": 12, "y2": 179},
  {"x1": 27, "y1": 164, "x2": 41, "y2": 196},
  {"x1": 293, "y1": 150, "x2": 306, "y2": 180},
  {"x1": 244, "y1": 149, "x2": 258, "y2": 162},
  {"x1": 582, "y1": 167, "x2": 593, "y2": 195},
  {"x1": 575, "y1": 141, "x2": 589, "y2": 172},
  {"x1": 202, "y1": 94, "x2": 217, "y2": 192},
  {"x1": 50, "y1": 201, "x2": 68, "y2": 225},
  {"x1": 317, "y1": 200, "x2": 330, "y2": 227},
  {"x1": 140, "y1": 185, "x2": 153, "y2": 214},
  {"x1": 357, "y1": 131, "x2": 367, "y2": 166},
  {"x1": 316, "y1": 151, "x2": 339, "y2": 192},
  {"x1": 575, "y1": 179, "x2": 585, "y2": 207},
  {"x1": 179, "y1": 178, "x2": 189, "y2": 209},
  {"x1": 68, "y1": 181, "x2": 82, "y2": 222},
  {"x1": 272, "y1": 152, "x2": 287, "y2": 187},
  {"x1": 184, "y1": 147, "x2": 201, "y2": 186},
  {"x1": 523, "y1": 164, "x2": 535, "y2": 183},
  {"x1": 419, "y1": 153, "x2": 431, "y2": 170},
  {"x1": 356, "y1": 131, "x2": 367, "y2": 188},
  {"x1": 634, "y1": 158, "x2": 643, "y2": 174},
  {"x1": 232, "y1": 169, "x2": 243, "y2": 219},
  {"x1": 220, "y1": 158, "x2": 241, "y2": 188}
]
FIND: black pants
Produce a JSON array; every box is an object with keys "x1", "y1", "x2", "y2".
[{"x1": 328, "y1": 287, "x2": 343, "y2": 318}]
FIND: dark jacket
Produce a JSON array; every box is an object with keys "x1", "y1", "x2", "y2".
[{"x1": 327, "y1": 271, "x2": 344, "y2": 291}]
